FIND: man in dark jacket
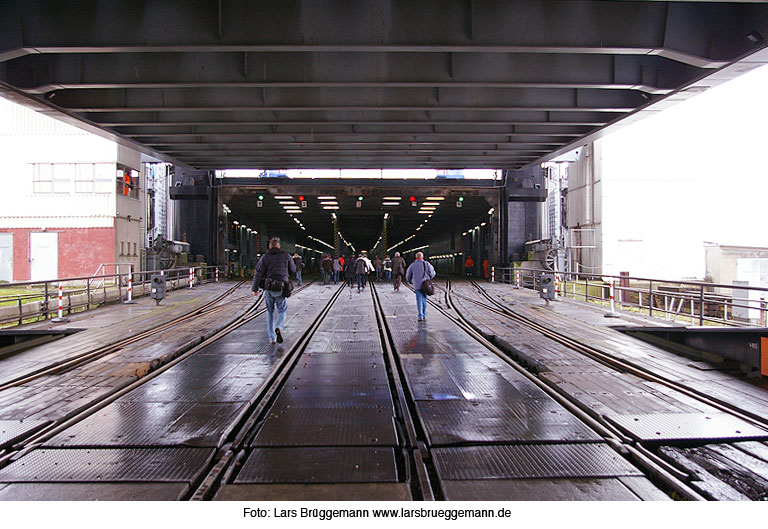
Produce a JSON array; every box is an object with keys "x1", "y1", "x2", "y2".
[
  {"x1": 252, "y1": 238, "x2": 296, "y2": 344},
  {"x1": 293, "y1": 253, "x2": 304, "y2": 286},
  {"x1": 321, "y1": 254, "x2": 333, "y2": 285},
  {"x1": 391, "y1": 252, "x2": 406, "y2": 291}
]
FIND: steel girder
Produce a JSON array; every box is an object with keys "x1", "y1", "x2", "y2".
[{"x1": 1, "y1": 0, "x2": 767, "y2": 169}]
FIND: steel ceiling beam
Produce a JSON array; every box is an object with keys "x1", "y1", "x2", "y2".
[{"x1": 1, "y1": 0, "x2": 766, "y2": 169}]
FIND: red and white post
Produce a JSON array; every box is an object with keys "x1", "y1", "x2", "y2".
[
  {"x1": 610, "y1": 280, "x2": 616, "y2": 310},
  {"x1": 52, "y1": 282, "x2": 69, "y2": 322},
  {"x1": 514, "y1": 270, "x2": 521, "y2": 288},
  {"x1": 124, "y1": 265, "x2": 135, "y2": 304},
  {"x1": 555, "y1": 274, "x2": 560, "y2": 297},
  {"x1": 189, "y1": 267, "x2": 194, "y2": 288},
  {"x1": 215, "y1": 267, "x2": 219, "y2": 283},
  {"x1": 491, "y1": 266, "x2": 495, "y2": 283}
]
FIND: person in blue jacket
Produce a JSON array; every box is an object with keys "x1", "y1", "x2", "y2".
[{"x1": 405, "y1": 251, "x2": 436, "y2": 322}]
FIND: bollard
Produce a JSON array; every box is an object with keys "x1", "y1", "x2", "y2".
[
  {"x1": 124, "y1": 266, "x2": 135, "y2": 304},
  {"x1": 215, "y1": 268, "x2": 219, "y2": 283},
  {"x1": 555, "y1": 274, "x2": 560, "y2": 297},
  {"x1": 491, "y1": 266, "x2": 495, "y2": 282},
  {"x1": 189, "y1": 267, "x2": 194, "y2": 288},
  {"x1": 605, "y1": 279, "x2": 619, "y2": 318},
  {"x1": 52, "y1": 282, "x2": 70, "y2": 323},
  {"x1": 514, "y1": 270, "x2": 521, "y2": 288}
]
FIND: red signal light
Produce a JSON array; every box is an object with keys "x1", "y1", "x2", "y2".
[
  {"x1": 409, "y1": 196, "x2": 416, "y2": 202},
  {"x1": 298, "y1": 195, "x2": 305, "y2": 201}
]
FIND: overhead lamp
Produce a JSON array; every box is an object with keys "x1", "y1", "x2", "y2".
[
  {"x1": 382, "y1": 202, "x2": 400, "y2": 206},
  {"x1": 384, "y1": 213, "x2": 389, "y2": 220},
  {"x1": 323, "y1": 206, "x2": 339, "y2": 210},
  {"x1": 488, "y1": 208, "x2": 495, "y2": 215},
  {"x1": 420, "y1": 206, "x2": 436, "y2": 210},
  {"x1": 383, "y1": 196, "x2": 401, "y2": 200},
  {"x1": 422, "y1": 202, "x2": 440, "y2": 206},
  {"x1": 233, "y1": 221, "x2": 239, "y2": 225},
  {"x1": 318, "y1": 195, "x2": 336, "y2": 200},
  {"x1": 462, "y1": 232, "x2": 467, "y2": 236},
  {"x1": 426, "y1": 197, "x2": 445, "y2": 201},
  {"x1": 274, "y1": 195, "x2": 293, "y2": 199},
  {"x1": 320, "y1": 201, "x2": 338, "y2": 205},
  {"x1": 418, "y1": 211, "x2": 431, "y2": 214},
  {"x1": 480, "y1": 222, "x2": 487, "y2": 226},
  {"x1": 279, "y1": 201, "x2": 297, "y2": 205}
]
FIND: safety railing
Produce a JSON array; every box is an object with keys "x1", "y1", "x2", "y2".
[
  {"x1": 0, "y1": 265, "x2": 221, "y2": 327},
  {"x1": 493, "y1": 267, "x2": 768, "y2": 327}
]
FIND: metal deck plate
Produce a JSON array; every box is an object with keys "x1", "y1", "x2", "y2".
[
  {"x1": 271, "y1": 388, "x2": 394, "y2": 411},
  {"x1": 433, "y1": 444, "x2": 643, "y2": 480},
  {"x1": 287, "y1": 364, "x2": 388, "y2": 386},
  {"x1": 0, "y1": 420, "x2": 48, "y2": 449},
  {"x1": 416, "y1": 400, "x2": 601, "y2": 444},
  {"x1": 0, "y1": 482, "x2": 190, "y2": 501},
  {"x1": 0, "y1": 447, "x2": 215, "y2": 482},
  {"x1": 235, "y1": 447, "x2": 398, "y2": 483},
  {"x1": 251, "y1": 408, "x2": 398, "y2": 447},
  {"x1": 46, "y1": 401, "x2": 245, "y2": 447},
  {"x1": 441, "y1": 478, "x2": 649, "y2": 501},
  {"x1": 214, "y1": 483, "x2": 413, "y2": 501},
  {"x1": 606, "y1": 412, "x2": 768, "y2": 443}
]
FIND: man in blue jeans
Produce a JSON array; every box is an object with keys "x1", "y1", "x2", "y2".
[
  {"x1": 405, "y1": 251, "x2": 436, "y2": 322},
  {"x1": 252, "y1": 238, "x2": 296, "y2": 344}
]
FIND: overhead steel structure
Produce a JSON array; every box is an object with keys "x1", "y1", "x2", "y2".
[{"x1": 1, "y1": 0, "x2": 767, "y2": 170}]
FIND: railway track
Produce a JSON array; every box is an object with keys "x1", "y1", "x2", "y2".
[
  {"x1": 437, "y1": 279, "x2": 768, "y2": 500},
  {"x1": 458, "y1": 279, "x2": 768, "y2": 431},
  {"x1": 0, "y1": 281, "x2": 315, "y2": 464},
  {"x1": 0, "y1": 281, "x2": 253, "y2": 392}
]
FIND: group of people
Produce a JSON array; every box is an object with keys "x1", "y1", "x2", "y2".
[
  {"x1": 316, "y1": 251, "x2": 410, "y2": 291},
  {"x1": 251, "y1": 238, "x2": 439, "y2": 343}
]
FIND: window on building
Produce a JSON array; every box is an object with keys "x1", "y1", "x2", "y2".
[
  {"x1": 75, "y1": 164, "x2": 95, "y2": 193},
  {"x1": 52, "y1": 164, "x2": 74, "y2": 193},
  {"x1": 116, "y1": 164, "x2": 139, "y2": 199},
  {"x1": 120, "y1": 241, "x2": 125, "y2": 256},
  {"x1": 33, "y1": 164, "x2": 53, "y2": 193}
]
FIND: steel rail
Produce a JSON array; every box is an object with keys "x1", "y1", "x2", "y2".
[
  {"x1": 464, "y1": 280, "x2": 768, "y2": 432},
  {"x1": 0, "y1": 294, "x2": 267, "y2": 468},
  {"x1": 423, "y1": 279, "x2": 705, "y2": 501},
  {"x1": 0, "y1": 281, "x2": 249, "y2": 391},
  {"x1": 190, "y1": 282, "x2": 347, "y2": 500},
  {"x1": 369, "y1": 282, "x2": 436, "y2": 500}
]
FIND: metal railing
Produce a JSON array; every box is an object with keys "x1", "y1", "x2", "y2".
[
  {"x1": 0, "y1": 265, "x2": 221, "y2": 327},
  {"x1": 493, "y1": 267, "x2": 768, "y2": 327}
]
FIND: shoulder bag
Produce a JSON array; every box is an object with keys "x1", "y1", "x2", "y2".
[{"x1": 420, "y1": 261, "x2": 435, "y2": 296}]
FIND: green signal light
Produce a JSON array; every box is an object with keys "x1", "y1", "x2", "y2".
[
  {"x1": 258, "y1": 195, "x2": 264, "y2": 200},
  {"x1": 458, "y1": 197, "x2": 464, "y2": 202},
  {"x1": 358, "y1": 196, "x2": 364, "y2": 201}
]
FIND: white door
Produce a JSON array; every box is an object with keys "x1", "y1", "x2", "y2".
[
  {"x1": 30, "y1": 232, "x2": 58, "y2": 281},
  {"x1": 0, "y1": 233, "x2": 12, "y2": 282}
]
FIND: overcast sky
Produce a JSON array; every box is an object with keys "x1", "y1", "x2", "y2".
[{"x1": 598, "y1": 62, "x2": 768, "y2": 278}]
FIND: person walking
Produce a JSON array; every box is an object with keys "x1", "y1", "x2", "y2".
[
  {"x1": 344, "y1": 254, "x2": 355, "y2": 286},
  {"x1": 373, "y1": 255, "x2": 383, "y2": 282},
  {"x1": 405, "y1": 252, "x2": 435, "y2": 322},
  {"x1": 252, "y1": 237, "x2": 296, "y2": 344},
  {"x1": 483, "y1": 258, "x2": 489, "y2": 280},
  {"x1": 321, "y1": 254, "x2": 333, "y2": 285},
  {"x1": 383, "y1": 255, "x2": 392, "y2": 282},
  {"x1": 354, "y1": 253, "x2": 368, "y2": 291},
  {"x1": 391, "y1": 251, "x2": 406, "y2": 291},
  {"x1": 292, "y1": 253, "x2": 304, "y2": 286},
  {"x1": 333, "y1": 255, "x2": 343, "y2": 284},
  {"x1": 464, "y1": 255, "x2": 474, "y2": 277}
]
